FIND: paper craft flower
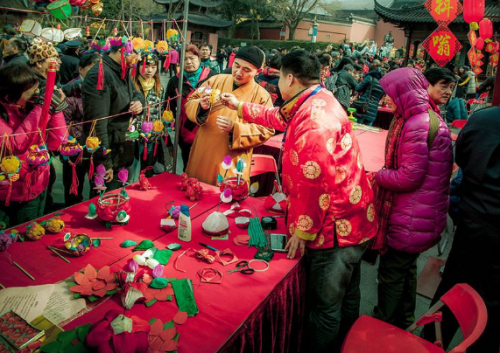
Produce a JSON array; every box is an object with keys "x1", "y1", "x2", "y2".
[
  {"x1": 85, "y1": 136, "x2": 100, "y2": 152},
  {"x1": 45, "y1": 217, "x2": 65, "y2": 233},
  {"x1": 168, "y1": 206, "x2": 180, "y2": 219},
  {"x1": 136, "y1": 282, "x2": 174, "y2": 302},
  {"x1": 25, "y1": 222, "x2": 45, "y2": 240},
  {"x1": 118, "y1": 168, "x2": 129, "y2": 185},
  {"x1": 221, "y1": 155, "x2": 233, "y2": 170},
  {"x1": 70, "y1": 264, "x2": 118, "y2": 298},
  {"x1": 162, "y1": 110, "x2": 174, "y2": 123},
  {"x1": 220, "y1": 188, "x2": 232, "y2": 203},
  {"x1": 148, "y1": 319, "x2": 178, "y2": 353},
  {"x1": 156, "y1": 40, "x2": 168, "y2": 54},
  {"x1": 0, "y1": 229, "x2": 19, "y2": 252}
]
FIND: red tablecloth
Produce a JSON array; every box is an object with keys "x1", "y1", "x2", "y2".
[
  {"x1": 355, "y1": 129, "x2": 388, "y2": 172},
  {"x1": 1, "y1": 173, "x2": 304, "y2": 353}
]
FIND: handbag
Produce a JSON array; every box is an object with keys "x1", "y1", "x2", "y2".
[{"x1": 352, "y1": 76, "x2": 374, "y2": 114}]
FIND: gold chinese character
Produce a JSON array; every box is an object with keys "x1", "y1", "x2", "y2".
[
  {"x1": 432, "y1": 34, "x2": 451, "y2": 56},
  {"x1": 434, "y1": 0, "x2": 454, "y2": 18}
]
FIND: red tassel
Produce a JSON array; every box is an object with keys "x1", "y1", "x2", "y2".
[
  {"x1": 142, "y1": 142, "x2": 148, "y2": 161},
  {"x1": 132, "y1": 65, "x2": 137, "y2": 78},
  {"x1": 163, "y1": 51, "x2": 171, "y2": 72},
  {"x1": 121, "y1": 47, "x2": 127, "y2": 80},
  {"x1": 141, "y1": 59, "x2": 146, "y2": 75},
  {"x1": 97, "y1": 57, "x2": 104, "y2": 90},
  {"x1": 75, "y1": 149, "x2": 83, "y2": 164},
  {"x1": 69, "y1": 161, "x2": 79, "y2": 196},
  {"x1": 88, "y1": 154, "x2": 94, "y2": 180},
  {"x1": 153, "y1": 141, "x2": 158, "y2": 157},
  {"x1": 23, "y1": 171, "x2": 32, "y2": 199},
  {"x1": 164, "y1": 132, "x2": 168, "y2": 146},
  {"x1": 5, "y1": 179, "x2": 13, "y2": 207}
]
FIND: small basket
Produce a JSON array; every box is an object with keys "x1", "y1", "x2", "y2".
[
  {"x1": 96, "y1": 193, "x2": 131, "y2": 222},
  {"x1": 47, "y1": 0, "x2": 72, "y2": 20},
  {"x1": 219, "y1": 177, "x2": 248, "y2": 201}
]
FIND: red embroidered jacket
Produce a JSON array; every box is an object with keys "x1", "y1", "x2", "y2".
[{"x1": 238, "y1": 85, "x2": 377, "y2": 249}]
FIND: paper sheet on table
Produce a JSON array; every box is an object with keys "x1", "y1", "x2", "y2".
[
  {"x1": 0, "y1": 284, "x2": 54, "y2": 323},
  {"x1": 42, "y1": 282, "x2": 86, "y2": 325},
  {"x1": 0, "y1": 283, "x2": 86, "y2": 325}
]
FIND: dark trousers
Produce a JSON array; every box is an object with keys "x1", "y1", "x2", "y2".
[
  {"x1": 305, "y1": 240, "x2": 369, "y2": 353},
  {"x1": 169, "y1": 64, "x2": 177, "y2": 77},
  {"x1": 423, "y1": 216, "x2": 500, "y2": 353},
  {"x1": 62, "y1": 158, "x2": 87, "y2": 207},
  {"x1": 45, "y1": 163, "x2": 57, "y2": 212},
  {"x1": 179, "y1": 138, "x2": 192, "y2": 172},
  {"x1": 376, "y1": 246, "x2": 420, "y2": 329},
  {"x1": 0, "y1": 190, "x2": 47, "y2": 228}
]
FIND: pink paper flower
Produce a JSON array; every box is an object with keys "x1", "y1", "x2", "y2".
[{"x1": 70, "y1": 264, "x2": 118, "y2": 297}]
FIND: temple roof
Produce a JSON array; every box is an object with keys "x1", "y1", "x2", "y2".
[
  {"x1": 148, "y1": 12, "x2": 234, "y2": 28},
  {"x1": 375, "y1": 0, "x2": 500, "y2": 26}
]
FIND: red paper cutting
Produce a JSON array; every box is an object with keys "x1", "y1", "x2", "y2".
[
  {"x1": 422, "y1": 26, "x2": 462, "y2": 67},
  {"x1": 468, "y1": 29, "x2": 477, "y2": 47},
  {"x1": 173, "y1": 311, "x2": 188, "y2": 325},
  {"x1": 424, "y1": 0, "x2": 463, "y2": 26},
  {"x1": 485, "y1": 41, "x2": 497, "y2": 53},
  {"x1": 467, "y1": 48, "x2": 477, "y2": 66},
  {"x1": 490, "y1": 53, "x2": 499, "y2": 68},
  {"x1": 472, "y1": 67, "x2": 483, "y2": 75}
]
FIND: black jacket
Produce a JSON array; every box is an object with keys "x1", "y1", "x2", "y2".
[
  {"x1": 333, "y1": 70, "x2": 358, "y2": 110},
  {"x1": 3, "y1": 52, "x2": 28, "y2": 66},
  {"x1": 82, "y1": 53, "x2": 144, "y2": 170},
  {"x1": 59, "y1": 54, "x2": 80, "y2": 84},
  {"x1": 353, "y1": 70, "x2": 385, "y2": 123},
  {"x1": 456, "y1": 106, "x2": 500, "y2": 230}
]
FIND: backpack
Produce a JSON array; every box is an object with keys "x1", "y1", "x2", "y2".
[{"x1": 427, "y1": 109, "x2": 440, "y2": 148}]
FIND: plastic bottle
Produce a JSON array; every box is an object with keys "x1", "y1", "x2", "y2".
[{"x1": 178, "y1": 205, "x2": 191, "y2": 242}]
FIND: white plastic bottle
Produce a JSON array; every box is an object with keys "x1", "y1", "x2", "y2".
[{"x1": 178, "y1": 205, "x2": 192, "y2": 242}]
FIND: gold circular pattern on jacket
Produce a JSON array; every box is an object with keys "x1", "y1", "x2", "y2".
[
  {"x1": 319, "y1": 194, "x2": 330, "y2": 211},
  {"x1": 289, "y1": 149, "x2": 299, "y2": 166},
  {"x1": 349, "y1": 185, "x2": 362, "y2": 204},
  {"x1": 311, "y1": 98, "x2": 327, "y2": 107},
  {"x1": 340, "y1": 133, "x2": 352, "y2": 151},
  {"x1": 335, "y1": 167, "x2": 346, "y2": 183},
  {"x1": 297, "y1": 215, "x2": 313, "y2": 231},
  {"x1": 316, "y1": 234, "x2": 325, "y2": 247},
  {"x1": 367, "y1": 203, "x2": 375, "y2": 222},
  {"x1": 326, "y1": 138, "x2": 335, "y2": 155},
  {"x1": 336, "y1": 219, "x2": 352, "y2": 237},
  {"x1": 303, "y1": 161, "x2": 321, "y2": 179}
]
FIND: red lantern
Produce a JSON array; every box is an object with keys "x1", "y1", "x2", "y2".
[
  {"x1": 479, "y1": 18, "x2": 493, "y2": 39},
  {"x1": 476, "y1": 37, "x2": 485, "y2": 50},
  {"x1": 463, "y1": 0, "x2": 485, "y2": 24}
]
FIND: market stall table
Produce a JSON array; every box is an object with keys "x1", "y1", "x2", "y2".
[
  {"x1": 374, "y1": 106, "x2": 394, "y2": 130},
  {"x1": 0, "y1": 173, "x2": 304, "y2": 353}
]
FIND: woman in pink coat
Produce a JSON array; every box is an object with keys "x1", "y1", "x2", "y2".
[
  {"x1": 0, "y1": 64, "x2": 67, "y2": 228},
  {"x1": 373, "y1": 67, "x2": 453, "y2": 328}
]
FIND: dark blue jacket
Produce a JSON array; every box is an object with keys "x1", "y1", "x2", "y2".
[{"x1": 354, "y1": 70, "x2": 385, "y2": 123}]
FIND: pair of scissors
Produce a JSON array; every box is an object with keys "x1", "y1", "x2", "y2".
[{"x1": 226, "y1": 261, "x2": 255, "y2": 275}]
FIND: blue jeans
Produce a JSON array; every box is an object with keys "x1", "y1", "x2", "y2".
[{"x1": 305, "y1": 240, "x2": 369, "y2": 353}]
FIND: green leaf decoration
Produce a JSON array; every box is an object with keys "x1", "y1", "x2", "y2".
[
  {"x1": 92, "y1": 239, "x2": 101, "y2": 248},
  {"x1": 77, "y1": 324, "x2": 91, "y2": 343},
  {"x1": 58, "y1": 331, "x2": 77, "y2": 347},
  {"x1": 149, "y1": 318, "x2": 157, "y2": 325},
  {"x1": 163, "y1": 320, "x2": 175, "y2": 330},
  {"x1": 41, "y1": 341, "x2": 62, "y2": 353},
  {"x1": 167, "y1": 243, "x2": 181, "y2": 251},
  {"x1": 69, "y1": 342, "x2": 87, "y2": 353},
  {"x1": 120, "y1": 240, "x2": 137, "y2": 248},
  {"x1": 236, "y1": 160, "x2": 244, "y2": 172},
  {"x1": 153, "y1": 249, "x2": 173, "y2": 265},
  {"x1": 150, "y1": 277, "x2": 168, "y2": 289},
  {"x1": 133, "y1": 240, "x2": 155, "y2": 251},
  {"x1": 145, "y1": 299, "x2": 158, "y2": 307},
  {"x1": 173, "y1": 333, "x2": 180, "y2": 341},
  {"x1": 217, "y1": 174, "x2": 224, "y2": 183},
  {"x1": 167, "y1": 295, "x2": 173, "y2": 301}
]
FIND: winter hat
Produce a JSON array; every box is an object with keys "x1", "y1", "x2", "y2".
[
  {"x1": 28, "y1": 40, "x2": 58, "y2": 64},
  {"x1": 234, "y1": 46, "x2": 265, "y2": 69}
]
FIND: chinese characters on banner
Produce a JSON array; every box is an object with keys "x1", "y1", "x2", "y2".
[
  {"x1": 423, "y1": 0, "x2": 463, "y2": 67},
  {"x1": 422, "y1": 26, "x2": 462, "y2": 67},
  {"x1": 424, "y1": 0, "x2": 463, "y2": 26}
]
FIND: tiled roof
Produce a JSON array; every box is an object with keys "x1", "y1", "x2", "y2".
[
  {"x1": 148, "y1": 13, "x2": 234, "y2": 28},
  {"x1": 375, "y1": 0, "x2": 500, "y2": 24}
]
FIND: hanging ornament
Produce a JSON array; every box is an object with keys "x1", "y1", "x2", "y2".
[
  {"x1": 423, "y1": 0, "x2": 462, "y2": 26},
  {"x1": 156, "y1": 40, "x2": 168, "y2": 54},
  {"x1": 476, "y1": 37, "x2": 485, "y2": 50},
  {"x1": 485, "y1": 41, "x2": 498, "y2": 54},
  {"x1": 463, "y1": 0, "x2": 484, "y2": 30},
  {"x1": 91, "y1": 1, "x2": 103, "y2": 16},
  {"x1": 468, "y1": 29, "x2": 478, "y2": 48},
  {"x1": 468, "y1": 48, "x2": 477, "y2": 66},
  {"x1": 478, "y1": 18, "x2": 493, "y2": 40},
  {"x1": 422, "y1": 26, "x2": 462, "y2": 68},
  {"x1": 26, "y1": 144, "x2": 51, "y2": 167},
  {"x1": 0, "y1": 155, "x2": 21, "y2": 207}
]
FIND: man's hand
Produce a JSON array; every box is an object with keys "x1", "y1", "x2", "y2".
[
  {"x1": 220, "y1": 93, "x2": 240, "y2": 110},
  {"x1": 104, "y1": 169, "x2": 114, "y2": 183},
  {"x1": 200, "y1": 92, "x2": 211, "y2": 110},
  {"x1": 285, "y1": 233, "x2": 306, "y2": 259},
  {"x1": 130, "y1": 101, "x2": 143, "y2": 115},
  {"x1": 216, "y1": 116, "x2": 234, "y2": 132}
]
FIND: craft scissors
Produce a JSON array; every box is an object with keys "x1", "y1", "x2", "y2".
[{"x1": 226, "y1": 261, "x2": 255, "y2": 275}]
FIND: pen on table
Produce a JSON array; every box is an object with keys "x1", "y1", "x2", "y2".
[{"x1": 199, "y1": 242, "x2": 219, "y2": 252}]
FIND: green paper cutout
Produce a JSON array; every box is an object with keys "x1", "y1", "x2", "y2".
[
  {"x1": 58, "y1": 331, "x2": 77, "y2": 346},
  {"x1": 153, "y1": 249, "x2": 173, "y2": 265},
  {"x1": 120, "y1": 240, "x2": 137, "y2": 248},
  {"x1": 163, "y1": 320, "x2": 175, "y2": 330},
  {"x1": 167, "y1": 277, "x2": 177, "y2": 281},
  {"x1": 41, "y1": 341, "x2": 61, "y2": 353},
  {"x1": 167, "y1": 243, "x2": 181, "y2": 251},
  {"x1": 92, "y1": 239, "x2": 101, "y2": 248},
  {"x1": 69, "y1": 342, "x2": 87, "y2": 353},
  {"x1": 173, "y1": 333, "x2": 180, "y2": 341},
  {"x1": 145, "y1": 299, "x2": 158, "y2": 307},
  {"x1": 171, "y1": 279, "x2": 199, "y2": 317},
  {"x1": 149, "y1": 318, "x2": 157, "y2": 325},
  {"x1": 133, "y1": 240, "x2": 155, "y2": 251},
  {"x1": 150, "y1": 277, "x2": 168, "y2": 289},
  {"x1": 167, "y1": 295, "x2": 173, "y2": 301}
]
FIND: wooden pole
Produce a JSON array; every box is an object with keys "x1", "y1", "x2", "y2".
[
  {"x1": 403, "y1": 28, "x2": 412, "y2": 66},
  {"x1": 492, "y1": 66, "x2": 500, "y2": 106}
]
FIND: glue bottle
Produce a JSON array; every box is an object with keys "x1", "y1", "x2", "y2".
[{"x1": 178, "y1": 205, "x2": 192, "y2": 242}]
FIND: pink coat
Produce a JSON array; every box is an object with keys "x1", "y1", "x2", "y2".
[
  {"x1": 376, "y1": 68, "x2": 453, "y2": 253},
  {"x1": 0, "y1": 103, "x2": 66, "y2": 202}
]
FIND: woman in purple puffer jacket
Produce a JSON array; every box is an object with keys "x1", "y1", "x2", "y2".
[{"x1": 373, "y1": 67, "x2": 453, "y2": 328}]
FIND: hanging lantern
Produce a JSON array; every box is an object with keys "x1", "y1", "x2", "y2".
[
  {"x1": 476, "y1": 37, "x2": 485, "y2": 50},
  {"x1": 463, "y1": 0, "x2": 484, "y2": 29},
  {"x1": 91, "y1": 2, "x2": 103, "y2": 16},
  {"x1": 478, "y1": 18, "x2": 493, "y2": 39},
  {"x1": 86, "y1": 26, "x2": 90, "y2": 37}
]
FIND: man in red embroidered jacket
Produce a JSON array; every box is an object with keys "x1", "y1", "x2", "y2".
[{"x1": 221, "y1": 50, "x2": 377, "y2": 353}]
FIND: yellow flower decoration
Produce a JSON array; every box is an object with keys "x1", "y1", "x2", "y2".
[
  {"x1": 303, "y1": 161, "x2": 321, "y2": 179},
  {"x1": 131, "y1": 37, "x2": 145, "y2": 52},
  {"x1": 296, "y1": 215, "x2": 313, "y2": 232},
  {"x1": 162, "y1": 110, "x2": 174, "y2": 122},
  {"x1": 349, "y1": 185, "x2": 362, "y2": 205},
  {"x1": 295, "y1": 135, "x2": 306, "y2": 153},
  {"x1": 289, "y1": 149, "x2": 299, "y2": 166},
  {"x1": 319, "y1": 194, "x2": 330, "y2": 211},
  {"x1": 156, "y1": 40, "x2": 168, "y2": 54},
  {"x1": 153, "y1": 120, "x2": 164, "y2": 132},
  {"x1": 0, "y1": 156, "x2": 21, "y2": 175},
  {"x1": 335, "y1": 167, "x2": 346, "y2": 183},
  {"x1": 335, "y1": 219, "x2": 352, "y2": 237},
  {"x1": 86, "y1": 136, "x2": 100, "y2": 151},
  {"x1": 46, "y1": 217, "x2": 65, "y2": 234},
  {"x1": 144, "y1": 40, "x2": 155, "y2": 53},
  {"x1": 316, "y1": 234, "x2": 325, "y2": 247},
  {"x1": 340, "y1": 133, "x2": 352, "y2": 151},
  {"x1": 326, "y1": 138, "x2": 335, "y2": 155},
  {"x1": 166, "y1": 29, "x2": 179, "y2": 41}
]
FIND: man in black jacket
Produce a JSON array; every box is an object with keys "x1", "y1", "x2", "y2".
[
  {"x1": 2, "y1": 37, "x2": 28, "y2": 66},
  {"x1": 423, "y1": 106, "x2": 500, "y2": 353},
  {"x1": 82, "y1": 40, "x2": 144, "y2": 189}
]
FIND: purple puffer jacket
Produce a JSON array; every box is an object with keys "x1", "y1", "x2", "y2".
[{"x1": 376, "y1": 68, "x2": 453, "y2": 253}]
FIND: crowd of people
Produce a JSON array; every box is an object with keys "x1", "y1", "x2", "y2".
[{"x1": 0, "y1": 26, "x2": 499, "y2": 353}]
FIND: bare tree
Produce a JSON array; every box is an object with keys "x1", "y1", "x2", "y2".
[{"x1": 276, "y1": 0, "x2": 323, "y2": 40}]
